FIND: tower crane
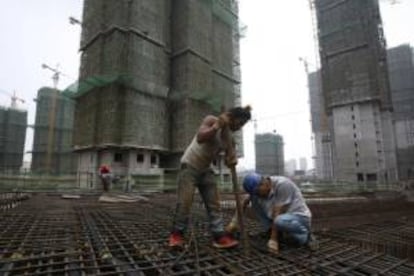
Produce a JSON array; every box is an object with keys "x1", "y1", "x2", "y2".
[{"x1": 0, "y1": 90, "x2": 25, "y2": 109}]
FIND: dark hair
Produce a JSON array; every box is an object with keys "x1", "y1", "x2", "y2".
[{"x1": 228, "y1": 105, "x2": 252, "y2": 123}]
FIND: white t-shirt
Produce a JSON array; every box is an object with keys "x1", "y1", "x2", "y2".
[{"x1": 257, "y1": 176, "x2": 311, "y2": 219}]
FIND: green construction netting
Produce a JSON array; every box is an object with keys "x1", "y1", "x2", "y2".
[
  {"x1": 62, "y1": 74, "x2": 128, "y2": 98},
  {"x1": 62, "y1": 74, "x2": 237, "y2": 113},
  {"x1": 202, "y1": 0, "x2": 244, "y2": 35}
]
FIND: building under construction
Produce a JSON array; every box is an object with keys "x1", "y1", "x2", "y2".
[
  {"x1": 67, "y1": 0, "x2": 241, "y2": 189},
  {"x1": 31, "y1": 87, "x2": 76, "y2": 175},
  {"x1": 387, "y1": 44, "x2": 414, "y2": 181},
  {"x1": 255, "y1": 133, "x2": 284, "y2": 176},
  {"x1": 0, "y1": 106, "x2": 27, "y2": 173},
  {"x1": 315, "y1": 0, "x2": 398, "y2": 183}
]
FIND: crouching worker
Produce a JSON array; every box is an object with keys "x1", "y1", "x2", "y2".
[
  {"x1": 226, "y1": 173, "x2": 318, "y2": 254},
  {"x1": 168, "y1": 106, "x2": 252, "y2": 249}
]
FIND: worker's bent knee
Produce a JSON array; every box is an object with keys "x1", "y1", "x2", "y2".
[{"x1": 274, "y1": 214, "x2": 308, "y2": 233}]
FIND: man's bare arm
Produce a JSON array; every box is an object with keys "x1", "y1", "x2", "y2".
[
  {"x1": 197, "y1": 115, "x2": 221, "y2": 143},
  {"x1": 269, "y1": 204, "x2": 287, "y2": 253}
]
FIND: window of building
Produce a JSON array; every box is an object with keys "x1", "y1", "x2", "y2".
[
  {"x1": 353, "y1": 124, "x2": 356, "y2": 129},
  {"x1": 357, "y1": 173, "x2": 364, "y2": 182},
  {"x1": 351, "y1": 115, "x2": 355, "y2": 120},
  {"x1": 151, "y1": 154, "x2": 157, "y2": 165},
  {"x1": 114, "y1": 152, "x2": 123, "y2": 162},
  {"x1": 355, "y1": 152, "x2": 359, "y2": 157},
  {"x1": 356, "y1": 161, "x2": 359, "y2": 167},
  {"x1": 351, "y1": 106, "x2": 354, "y2": 111},
  {"x1": 354, "y1": 142, "x2": 358, "y2": 148},
  {"x1": 137, "y1": 153, "x2": 144, "y2": 163},
  {"x1": 366, "y1": 173, "x2": 377, "y2": 181},
  {"x1": 353, "y1": 133, "x2": 357, "y2": 139}
]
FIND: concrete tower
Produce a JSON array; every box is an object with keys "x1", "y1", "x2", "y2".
[
  {"x1": 315, "y1": 0, "x2": 398, "y2": 183},
  {"x1": 387, "y1": 44, "x2": 414, "y2": 180}
]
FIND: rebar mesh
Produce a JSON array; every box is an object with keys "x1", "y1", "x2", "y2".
[{"x1": 1, "y1": 193, "x2": 413, "y2": 275}]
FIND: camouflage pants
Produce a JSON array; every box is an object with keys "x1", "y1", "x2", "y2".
[{"x1": 172, "y1": 164, "x2": 224, "y2": 237}]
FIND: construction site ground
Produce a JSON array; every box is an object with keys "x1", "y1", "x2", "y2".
[{"x1": 1, "y1": 192, "x2": 413, "y2": 275}]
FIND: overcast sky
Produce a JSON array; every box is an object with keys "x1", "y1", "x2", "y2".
[{"x1": 0, "y1": 0, "x2": 413, "y2": 169}]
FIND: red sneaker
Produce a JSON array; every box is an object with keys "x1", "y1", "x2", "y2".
[
  {"x1": 168, "y1": 231, "x2": 184, "y2": 248},
  {"x1": 212, "y1": 234, "x2": 239, "y2": 249}
]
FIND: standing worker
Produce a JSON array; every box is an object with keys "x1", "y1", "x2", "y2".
[
  {"x1": 226, "y1": 173, "x2": 318, "y2": 254},
  {"x1": 98, "y1": 164, "x2": 112, "y2": 192},
  {"x1": 168, "y1": 106, "x2": 252, "y2": 249}
]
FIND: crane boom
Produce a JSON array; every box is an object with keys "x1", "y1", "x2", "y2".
[{"x1": 0, "y1": 89, "x2": 25, "y2": 109}]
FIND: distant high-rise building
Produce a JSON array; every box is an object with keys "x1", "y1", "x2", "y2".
[
  {"x1": 284, "y1": 159, "x2": 297, "y2": 176},
  {"x1": 70, "y1": 0, "x2": 242, "y2": 188},
  {"x1": 255, "y1": 133, "x2": 284, "y2": 175},
  {"x1": 387, "y1": 44, "x2": 414, "y2": 180},
  {"x1": 315, "y1": 0, "x2": 398, "y2": 183},
  {"x1": 299, "y1": 157, "x2": 308, "y2": 172},
  {"x1": 0, "y1": 106, "x2": 27, "y2": 172},
  {"x1": 308, "y1": 70, "x2": 333, "y2": 180},
  {"x1": 31, "y1": 87, "x2": 76, "y2": 174}
]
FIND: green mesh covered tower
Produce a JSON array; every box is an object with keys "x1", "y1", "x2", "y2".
[
  {"x1": 71, "y1": 0, "x2": 242, "y2": 189},
  {"x1": 255, "y1": 133, "x2": 284, "y2": 176},
  {"x1": 31, "y1": 87, "x2": 76, "y2": 174},
  {"x1": 0, "y1": 106, "x2": 27, "y2": 173}
]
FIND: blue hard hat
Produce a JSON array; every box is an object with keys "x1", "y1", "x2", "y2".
[{"x1": 243, "y1": 173, "x2": 262, "y2": 194}]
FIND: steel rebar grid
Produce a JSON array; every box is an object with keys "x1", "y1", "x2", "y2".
[
  {"x1": 0, "y1": 193, "x2": 413, "y2": 275},
  {"x1": 0, "y1": 193, "x2": 30, "y2": 211}
]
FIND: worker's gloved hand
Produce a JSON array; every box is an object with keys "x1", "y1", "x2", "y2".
[
  {"x1": 225, "y1": 221, "x2": 239, "y2": 233},
  {"x1": 267, "y1": 239, "x2": 279, "y2": 254},
  {"x1": 225, "y1": 154, "x2": 238, "y2": 167}
]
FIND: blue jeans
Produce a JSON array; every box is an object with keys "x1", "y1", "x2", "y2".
[
  {"x1": 172, "y1": 165, "x2": 224, "y2": 237},
  {"x1": 251, "y1": 196, "x2": 310, "y2": 245}
]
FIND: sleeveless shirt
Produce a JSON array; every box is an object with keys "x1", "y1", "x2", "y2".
[{"x1": 180, "y1": 129, "x2": 225, "y2": 170}]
